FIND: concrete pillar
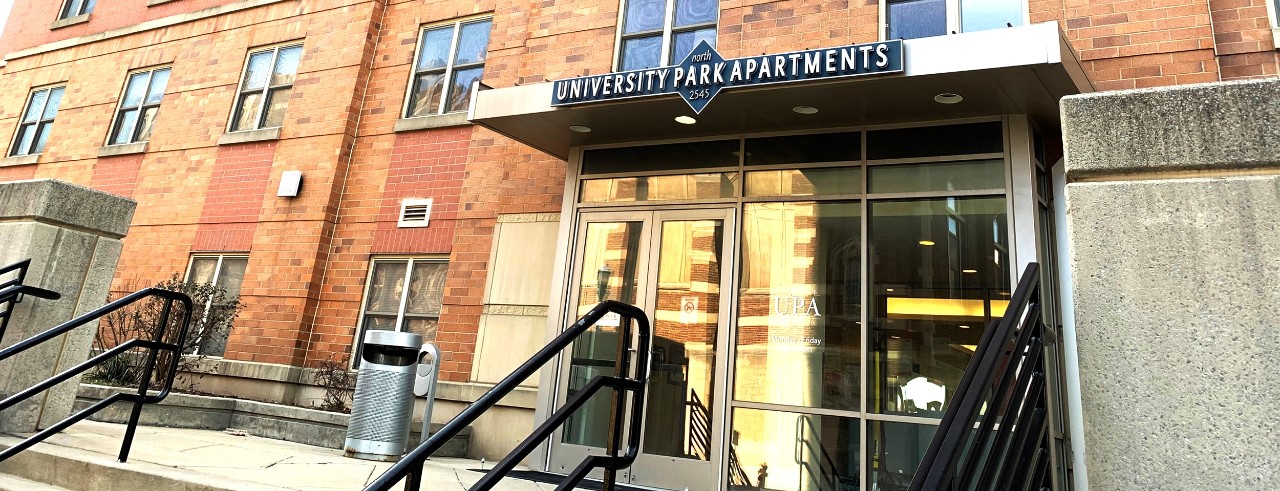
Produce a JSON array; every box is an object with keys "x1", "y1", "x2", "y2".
[
  {"x1": 0, "y1": 179, "x2": 136, "y2": 433},
  {"x1": 1060, "y1": 79, "x2": 1280, "y2": 490}
]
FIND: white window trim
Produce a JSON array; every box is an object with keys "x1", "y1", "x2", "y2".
[
  {"x1": 105, "y1": 66, "x2": 170, "y2": 147},
  {"x1": 610, "y1": 0, "x2": 721, "y2": 71},
  {"x1": 226, "y1": 42, "x2": 303, "y2": 133},
  {"x1": 9, "y1": 84, "x2": 66, "y2": 158},
  {"x1": 351, "y1": 257, "x2": 449, "y2": 364},
  {"x1": 878, "y1": 0, "x2": 1031, "y2": 40},
  {"x1": 401, "y1": 15, "x2": 493, "y2": 119},
  {"x1": 1265, "y1": 0, "x2": 1280, "y2": 49},
  {"x1": 184, "y1": 254, "x2": 249, "y2": 357}
]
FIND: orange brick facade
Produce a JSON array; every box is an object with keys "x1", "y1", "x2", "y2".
[{"x1": 1, "y1": 0, "x2": 1277, "y2": 386}]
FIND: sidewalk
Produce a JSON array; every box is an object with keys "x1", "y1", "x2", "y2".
[{"x1": 1, "y1": 420, "x2": 560, "y2": 490}]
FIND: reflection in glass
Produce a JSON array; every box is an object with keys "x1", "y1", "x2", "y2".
[
  {"x1": 961, "y1": 0, "x2": 1024, "y2": 33},
  {"x1": 454, "y1": 21, "x2": 492, "y2": 65},
  {"x1": 621, "y1": 35, "x2": 663, "y2": 71},
  {"x1": 446, "y1": 67, "x2": 484, "y2": 112},
  {"x1": 407, "y1": 73, "x2": 445, "y2": 117},
  {"x1": 624, "y1": 0, "x2": 666, "y2": 33},
  {"x1": 868, "y1": 197, "x2": 1009, "y2": 416},
  {"x1": 672, "y1": 28, "x2": 717, "y2": 63},
  {"x1": 731, "y1": 408, "x2": 860, "y2": 491},
  {"x1": 145, "y1": 69, "x2": 170, "y2": 104},
  {"x1": 123, "y1": 72, "x2": 149, "y2": 107},
  {"x1": 262, "y1": 87, "x2": 291, "y2": 128},
  {"x1": 136, "y1": 107, "x2": 160, "y2": 142},
  {"x1": 270, "y1": 46, "x2": 303, "y2": 86},
  {"x1": 563, "y1": 222, "x2": 644, "y2": 448},
  {"x1": 736, "y1": 202, "x2": 861, "y2": 411},
  {"x1": 643, "y1": 219, "x2": 722, "y2": 460},
  {"x1": 745, "y1": 168, "x2": 860, "y2": 197},
  {"x1": 232, "y1": 92, "x2": 262, "y2": 131},
  {"x1": 417, "y1": 28, "x2": 455, "y2": 70},
  {"x1": 886, "y1": 0, "x2": 946, "y2": 40},
  {"x1": 580, "y1": 173, "x2": 737, "y2": 203},
  {"x1": 111, "y1": 110, "x2": 140, "y2": 145},
  {"x1": 243, "y1": 51, "x2": 273, "y2": 91},
  {"x1": 867, "y1": 421, "x2": 936, "y2": 489},
  {"x1": 675, "y1": 0, "x2": 719, "y2": 26},
  {"x1": 868, "y1": 159, "x2": 1005, "y2": 194},
  {"x1": 42, "y1": 88, "x2": 64, "y2": 119}
]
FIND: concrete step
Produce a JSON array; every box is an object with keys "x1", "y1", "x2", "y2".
[{"x1": 0, "y1": 473, "x2": 72, "y2": 491}]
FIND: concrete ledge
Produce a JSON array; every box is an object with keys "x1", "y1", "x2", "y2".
[
  {"x1": 49, "y1": 13, "x2": 91, "y2": 30},
  {"x1": 393, "y1": 112, "x2": 471, "y2": 132},
  {"x1": 0, "y1": 154, "x2": 38, "y2": 168},
  {"x1": 147, "y1": 0, "x2": 180, "y2": 5},
  {"x1": 97, "y1": 142, "x2": 148, "y2": 158},
  {"x1": 216, "y1": 126, "x2": 280, "y2": 145},
  {"x1": 1062, "y1": 78, "x2": 1280, "y2": 179},
  {"x1": 0, "y1": 179, "x2": 136, "y2": 238}
]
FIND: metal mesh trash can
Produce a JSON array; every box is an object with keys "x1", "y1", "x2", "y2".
[{"x1": 345, "y1": 330, "x2": 422, "y2": 461}]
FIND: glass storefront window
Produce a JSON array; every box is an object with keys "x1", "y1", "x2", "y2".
[
  {"x1": 745, "y1": 167, "x2": 861, "y2": 197},
  {"x1": 868, "y1": 159, "x2": 1004, "y2": 194},
  {"x1": 868, "y1": 197, "x2": 1010, "y2": 416},
  {"x1": 736, "y1": 202, "x2": 862, "y2": 411},
  {"x1": 730, "y1": 408, "x2": 861, "y2": 491},
  {"x1": 580, "y1": 173, "x2": 738, "y2": 203},
  {"x1": 867, "y1": 421, "x2": 937, "y2": 488},
  {"x1": 744, "y1": 132, "x2": 861, "y2": 166}
]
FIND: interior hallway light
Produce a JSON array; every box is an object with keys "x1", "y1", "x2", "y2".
[
  {"x1": 963, "y1": 269, "x2": 977, "y2": 273},
  {"x1": 919, "y1": 240, "x2": 936, "y2": 246},
  {"x1": 675, "y1": 115, "x2": 697, "y2": 124}
]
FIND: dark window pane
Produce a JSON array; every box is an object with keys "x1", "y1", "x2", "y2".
[
  {"x1": 730, "y1": 408, "x2": 861, "y2": 491},
  {"x1": 231, "y1": 92, "x2": 263, "y2": 131},
  {"x1": 417, "y1": 27, "x2": 455, "y2": 71},
  {"x1": 744, "y1": 167, "x2": 861, "y2": 197},
  {"x1": 242, "y1": 51, "x2": 274, "y2": 91},
  {"x1": 620, "y1": 35, "x2": 663, "y2": 71},
  {"x1": 62, "y1": 0, "x2": 84, "y2": 18},
  {"x1": 123, "y1": 72, "x2": 149, "y2": 107},
  {"x1": 745, "y1": 132, "x2": 861, "y2": 165},
  {"x1": 407, "y1": 72, "x2": 445, "y2": 117},
  {"x1": 582, "y1": 140, "x2": 739, "y2": 174},
  {"x1": 675, "y1": 0, "x2": 718, "y2": 26},
  {"x1": 32, "y1": 122, "x2": 53, "y2": 154},
  {"x1": 23, "y1": 90, "x2": 47, "y2": 123},
  {"x1": 145, "y1": 69, "x2": 170, "y2": 104},
  {"x1": 270, "y1": 46, "x2": 302, "y2": 86},
  {"x1": 112, "y1": 109, "x2": 140, "y2": 145},
  {"x1": 445, "y1": 67, "x2": 483, "y2": 112},
  {"x1": 454, "y1": 20, "x2": 491, "y2": 65},
  {"x1": 671, "y1": 28, "x2": 717, "y2": 63},
  {"x1": 135, "y1": 106, "x2": 160, "y2": 142},
  {"x1": 736, "y1": 202, "x2": 862, "y2": 410},
  {"x1": 12, "y1": 125, "x2": 35, "y2": 156},
  {"x1": 866, "y1": 122, "x2": 1003, "y2": 160},
  {"x1": 262, "y1": 87, "x2": 292, "y2": 128},
  {"x1": 886, "y1": 0, "x2": 947, "y2": 40},
  {"x1": 961, "y1": 0, "x2": 1024, "y2": 32},
  {"x1": 623, "y1": 0, "x2": 666, "y2": 33},
  {"x1": 867, "y1": 421, "x2": 936, "y2": 488},
  {"x1": 580, "y1": 173, "x2": 737, "y2": 203},
  {"x1": 42, "y1": 88, "x2": 64, "y2": 119},
  {"x1": 868, "y1": 197, "x2": 1010, "y2": 415},
  {"x1": 868, "y1": 159, "x2": 1005, "y2": 193}
]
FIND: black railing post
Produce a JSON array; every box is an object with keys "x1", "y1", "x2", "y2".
[{"x1": 119, "y1": 297, "x2": 173, "y2": 462}]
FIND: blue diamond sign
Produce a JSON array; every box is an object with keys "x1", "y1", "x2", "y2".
[{"x1": 551, "y1": 40, "x2": 903, "y2": 114}]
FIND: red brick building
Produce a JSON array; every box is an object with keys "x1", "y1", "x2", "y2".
[{"x1": 1, "y1": 0, "x2": 1276, "y2": 488}]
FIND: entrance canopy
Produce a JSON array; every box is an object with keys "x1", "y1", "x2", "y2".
[{"x1": 469, "y1": 22, "x2": 1093, "y2": 160}]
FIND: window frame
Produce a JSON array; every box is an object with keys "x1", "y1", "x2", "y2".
[
  {"x1": 106, "y1": 66, "x2": 171, "y2": 146},
  {"x1": 183, "y1": 254, "x2": 249, "y2": 357},
  {"x1": 58, "y1": 0, "x2": 94, "y2": 20},
  {"x1": 9, "y1": 85, "x2": 66, "y2": 158},
  {"x1": 402, "y1": 16, "x2": 493, "y2": 119},
  {"x1": 227, "y1": 43, "x2": 304, "y2": 133},
  {"x1": 1265, "y1": 0, "x2": 1280, "y2": 47},
  {"x1": 351, "y1": 257, "x2": 449, "y2": 365},
  {"x1": 612, "y1": 0, "x2": 720, "y2": 71},
  {"x1": 878, "y1": 0, "x2": 1031, "y2": 40}
]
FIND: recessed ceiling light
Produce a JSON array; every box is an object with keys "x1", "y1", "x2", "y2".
[
  {"x1": 792, "y1": 106, "x2": 819, "y2": 114},
  {"x1": 919, "y1": 240, "x2": 936, "y2": 246},
  {"x1": 960, "y1": 325, "x2": 971, "y2": 329},
  {"x1": 675, "y1": 115, "x2": 697, "y2": 124},
  {"x1": 569, "y1": 125, "x2": 592, "y2": 133},
  {"x1": 963, "y1": 269, "x2": 977, "y2": 274},
  {"x1": 886, "y1": 288, "x2": 895, "y2": 292},
  {"x1": 934, "y1": 93, "x2": 964, "y2": 104}
]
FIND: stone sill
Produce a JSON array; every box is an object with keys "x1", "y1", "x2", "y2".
[
  {"x1": 217, "y1": 126, "x2": 280, "y2": 145},
  {"x1": 0, "y1": 154, "x2": 39, "y2": 167},
  {"x1": 147, "y1": 0, "x2": 181, "y2": 5},
  {"x1": 50, "y1": 13, "x2": 91, "y2": 30},
  {"x1": 97, "y1": 142, "x2": 147, "y2": 158},
  {"x1": 394, "y1": 112, "x2": 472, "y2": 132}
]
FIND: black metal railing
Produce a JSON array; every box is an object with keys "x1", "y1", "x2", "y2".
[
  {"x1": 797, "y1": 414, "x2": 846, "y2": 491},
  {"x1": 364, "y1": 300, "x2": 652, "y2": 491},
  {"x1": 0, "y1": 287, "x2": 193, "y2": 464},
  {"x1": 0, "y1": 259, "x2": 62, "y2": 342},
  {"x1": 909, "y1": 263, "x2": 1054, "y2": 491}
]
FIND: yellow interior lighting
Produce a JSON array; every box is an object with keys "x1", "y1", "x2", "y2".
[{"x1": 886, "y1": 297, "x2": 1009, "y2": 319}]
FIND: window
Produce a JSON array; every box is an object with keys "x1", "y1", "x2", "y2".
[
  {"x1": 59, "y1": 0, "x2": 94, "y2": 19},
  {"x1": 9, "y1": 86, "x2": 64, "y2": 157},
  {"x1": 185, "y1": 255, "x2": 248, "y2": 357},
  {"x1": 354, "y1": 258, "x2": 448, "y2": 361},
  {"x1": 885, "y1": 0, "x2": 1024, "y2": 40},
  {"x1": 108, "y1": 68, "x2": 171, "y2": 146},
  {"x1": 229, "y1": 44, "x2": 302, "y2": 132},
  {"x1": 405, "y1": 18, "x2": 492, "y2": 117},
  {"x1": 616, "y1": 0, "x2": 718, "y2": 71}
]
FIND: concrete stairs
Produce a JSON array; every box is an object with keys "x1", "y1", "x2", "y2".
[{"x1": 0, "y1": 473, "x2": 72, "y2": 491}]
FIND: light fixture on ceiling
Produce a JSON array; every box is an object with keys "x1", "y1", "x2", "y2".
[
  {"x1": 960, "y1": 325, "x2": 971, "y2": 329},
  {"x1": 675, "y1": 115, "x2": 697, "y2": 124},
  {"x1": 792, "y1": 105, "x2": 819, "y2": 114},
  {"x1": 569, "y1": 125, "x2": 592, "y2": 133},
  {"x1": 962, "y1": 269, "x2": 977, "y2": 274},
  {"x1": 886, "y1": 288, "x2": 895, "y2": 292},
  {"x1": 919, "y1": 240, "x2": 936, "y2": 246},
  {"x1": 934, "y1": 93, "x2": 964, "y2": 104}
]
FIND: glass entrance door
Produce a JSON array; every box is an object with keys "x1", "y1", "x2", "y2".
[{"x1": 552, "y1": 208, "x2": 734, "y2": 490}]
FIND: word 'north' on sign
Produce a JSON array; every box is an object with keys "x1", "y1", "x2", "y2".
[{"x1": 551, "y1": 40, "x2": 904, "y2": 113}]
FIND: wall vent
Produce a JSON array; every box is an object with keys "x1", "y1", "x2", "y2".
[{"x1": 397, "y1": 198, "x2": 433, "y2": 228}]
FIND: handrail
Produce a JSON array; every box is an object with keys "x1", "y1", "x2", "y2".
[
  {"x1": 365, "y1": 300, "x2": 652, "y2": 491},
  {"x1": 908, "y1": 263, "x2": 1054, "y2": 491},
  {"x1": 0, "y1": 287, "x2": 194, "y2": 464},
  {"x1": 796, "y1": 414, "x2": 842, "y2": 490},
  {"x1": 0, "y1": 259, "x2": 62, "y2": 342}
]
